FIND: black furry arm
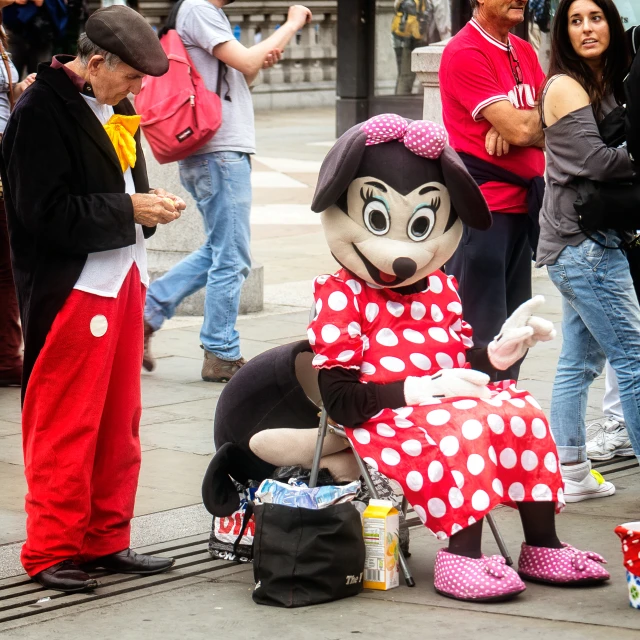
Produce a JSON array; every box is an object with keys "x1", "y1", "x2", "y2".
[{"x1": 318, "y1": 368, "x2": 406, "y2": 427}]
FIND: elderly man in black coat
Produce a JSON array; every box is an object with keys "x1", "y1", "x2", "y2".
[{"x1": 0, "y1": 6, "x2": 186, "y2": 593}]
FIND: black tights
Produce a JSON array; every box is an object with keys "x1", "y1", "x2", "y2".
[{"x1": 447, "y1": 502, "x2": 562, "y2": 558}]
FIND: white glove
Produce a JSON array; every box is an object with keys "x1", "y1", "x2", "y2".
[
  {"x1": 404, "y1": 369, "x2": 491, "y2": 405},
  {"x1": 487, "y1": 295, "x2": 556, "y2": 371}
]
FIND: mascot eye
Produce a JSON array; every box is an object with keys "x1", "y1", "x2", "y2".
[
  {"x1": 363, "y1": 199, "x2": 390, "y2": 236},
  {"x1": 407, "y1": 206, "x2": 436, "y2": 242}
]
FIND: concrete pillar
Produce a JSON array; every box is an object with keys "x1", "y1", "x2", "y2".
[{"x1": 411, "y1": 40, "x2": 450, "y2": 124}]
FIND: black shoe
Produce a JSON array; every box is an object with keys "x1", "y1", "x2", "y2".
[
  {"x1": 85, "y1": 548, "x2": 175, "y2": 575},
  {"x1": 33, "y1": 560, "x2": 98, "y2": 593}
]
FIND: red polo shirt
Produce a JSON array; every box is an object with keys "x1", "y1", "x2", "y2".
[{"x1": 439, "y1": 19, "x2": 545, "y2": 214}]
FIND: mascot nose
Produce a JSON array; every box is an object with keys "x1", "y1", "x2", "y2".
[{"x1": 392, "y1": 257, "x2": 417, "y2": 280}]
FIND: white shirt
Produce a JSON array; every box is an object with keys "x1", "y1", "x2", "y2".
[{"x1": 74, "y1": 95, "x2": 149, "y2": 297}]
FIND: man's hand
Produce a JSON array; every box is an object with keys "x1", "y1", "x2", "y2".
[
  {"x1": 131, "y1": 193, "x2": 181, "y2": 227},
  {"x1": 150, "y1": 187, "x2": 187, "y2": 211},
  {"x1": 287, "y1": 5, "x2": 313, "y2": 31},
  {"x1": 263, "y1": 48, "x2": 283, "y2": 69},
  {"x1": 485, "y1": 126, "x2": 510, "y2": 157},
  {"x1": 487, "y1": 296, "x2": 556, "y2": 370}
]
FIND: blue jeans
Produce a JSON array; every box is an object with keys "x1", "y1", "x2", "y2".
[
  {"x1": 145, "y1": 151, "x2": 252, "y2": 360},
  {"x1": 546, "y1": 231, "x2": 640, "y2": 463}
]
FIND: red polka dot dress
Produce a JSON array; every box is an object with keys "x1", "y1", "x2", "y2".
[{"x1": 309, "y1": 269, "x2": 565, "y2": 540}]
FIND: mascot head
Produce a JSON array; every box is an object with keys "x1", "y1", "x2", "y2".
[{"x1": 312, "y1": 114, "x2": 491, "y2": 288}]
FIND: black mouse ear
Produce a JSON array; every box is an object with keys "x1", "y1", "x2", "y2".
[
  {"x1": 311, "y1": 124, "x2": 368, "y2": 213},
  {"x1": 439, "y1": 146, "x2": 492, "y2": 230},
  {"x1": 202, "y1": 443, "x2": 241, "y2": 517}
]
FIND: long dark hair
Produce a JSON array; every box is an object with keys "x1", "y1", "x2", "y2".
[{"x1": 547, "y1": 0, "x2": 629, "y2": 116}]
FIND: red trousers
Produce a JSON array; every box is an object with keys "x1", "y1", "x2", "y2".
[
  {"x1": 0, "y1": 199, "x2": 22, "y2": 373},
  {"x1": 21, "y1": 267, "x2": 144, "y2": 576}
]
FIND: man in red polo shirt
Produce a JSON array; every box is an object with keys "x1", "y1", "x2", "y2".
[{"x1": 439, "y1": 0, "x2": 545, "y2": 381}]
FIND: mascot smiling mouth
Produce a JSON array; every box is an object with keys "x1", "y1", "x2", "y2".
[{"x1": 352, "y1": 243, "x2": 407, "y2": 287}]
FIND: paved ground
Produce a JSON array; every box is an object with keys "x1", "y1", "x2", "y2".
[{"x1": 1, "y1": 107, "x2": 638, "y2": 637}]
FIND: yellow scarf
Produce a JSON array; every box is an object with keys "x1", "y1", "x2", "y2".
[{"x1": 103, "y1": 114, "x2": 141, "y2": 173}]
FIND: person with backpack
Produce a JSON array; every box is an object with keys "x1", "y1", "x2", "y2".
[{"x1": 142, "y1": 0, "x2": 312, "y2": 383}]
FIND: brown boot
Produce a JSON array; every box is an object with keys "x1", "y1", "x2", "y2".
[
  {"x1": 201, "y1": 348, "x2": 246, "y2": 382},
  {"x1": 143, "y1": 321, "x2": 156, "y2": 372}
]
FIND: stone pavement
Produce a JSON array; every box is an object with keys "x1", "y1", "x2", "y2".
[{"x1": 1, "y1": 107, "x2": 639, "y2": 637}]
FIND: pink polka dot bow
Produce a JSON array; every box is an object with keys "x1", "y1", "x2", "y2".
[{"x1": 360, "y1": 113, "x2": 447, "y2": 159}]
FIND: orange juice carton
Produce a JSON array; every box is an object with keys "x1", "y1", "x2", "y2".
[{"x1": 362, "y1": 499, "x2": 399, "y2": 590}]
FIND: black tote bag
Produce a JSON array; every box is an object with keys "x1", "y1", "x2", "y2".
[{"x1": 250, "y1": 502, "x2": 366, "y2": 608}]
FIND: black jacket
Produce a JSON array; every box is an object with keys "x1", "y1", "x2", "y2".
[{"x1": 0, "y1": 59, "x2": 155, "y2": 400}]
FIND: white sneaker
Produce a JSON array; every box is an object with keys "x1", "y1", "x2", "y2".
[
  {"x1": 586, "y1": 418, "x2": 634, "y2": 461},
  {"x1": 563, "y1": 467, "x2": 616, "y2": 503}
]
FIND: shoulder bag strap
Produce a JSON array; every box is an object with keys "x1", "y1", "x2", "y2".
[{"x1": 0, "y1": 38, "x2": 14, "y2": 113}]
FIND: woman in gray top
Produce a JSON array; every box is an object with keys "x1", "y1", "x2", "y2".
[
  {"x1": 537, "y1": 0, "x2": 640, "y2": 500},
  {"x1": 0, "y1": 0, "x2": 36, "y2": 387}
]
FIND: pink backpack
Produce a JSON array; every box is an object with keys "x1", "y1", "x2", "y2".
[{"x1": 135, "y1": 28, "x2": 224, "y2": 164}]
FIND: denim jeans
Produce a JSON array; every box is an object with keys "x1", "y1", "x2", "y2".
[
  {"x1": 546, "y1": 231, "x2": 640, "y2": 463},
  {"x1": 145, "y1": 151, "x2": 252, "y2": 360}
]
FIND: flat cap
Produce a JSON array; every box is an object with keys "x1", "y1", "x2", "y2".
[{"x1": 85, "y1": 6, "x2": 169, "y2": 77}]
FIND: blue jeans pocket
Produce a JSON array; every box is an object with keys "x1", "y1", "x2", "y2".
[
  {"x1": 547, "y1": 263, "x2": 576, "y2": 302},
  {"x1": 216, "y1": 151, "x2": 246, "y2": 163}
]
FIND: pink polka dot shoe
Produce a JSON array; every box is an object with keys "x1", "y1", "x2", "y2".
[
  {"x1": 518, "y1": 543, "x2": 610, "y2": 585},
  {"x1": 433, "y1": 549, "x2": 526, "y2": 602}
]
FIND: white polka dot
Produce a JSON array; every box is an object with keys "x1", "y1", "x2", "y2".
[
  {"x1": 394, "y1": 407, "x2": 413, "y2": 418},
  {"x1": 510, "y1": 416, "x2": 527, "y2": 437},
  {"x1": 321, "y1": 324, "x2": 340, "y2": 344},
  {"x1": 467, "y1": 454, "x2": 485, "y2": 475},
  {"x1": 557, "y1": 488, "x2": 565, "y2": 503},
  {"x1": 409, "y1": 353, "x2": 431, "y2": 370},
  {"x1": 413, "y1": 504, "x2": 427, "y2": 523},
  {"x1": 315, "y1": 298, "x2": 323, "y2": 316},
  {"x1": 428, "y1": 497, "x2": 447, "y2": 518},
  {"x1": 410, "y1": 302, "x2": 426, "y2": 321},
  {"x1": 386, "y1": 301, "x2": 404, "y2": 317},
  {"x1": 315, "y1": 275, "x2": 329, "y2": 286},
  {"x1": 428, "y1": 460, "x2": 444, "y2": 482},
  {"x1": 531, "y1": 418, "x2": 547, "y2": 439},
  {"x1": 447, "y1": 301, "x2": 462, "y2": 314},
  {"x1": 347, "y1": 322, "x2": 361, "y2": 338},
  {"x1": 403, "y1": 329, "x2": 425, "y2": 344},
  {"x1": 462, "y1": 419, "x2": 483, "y2": 440},
  {"x1": 353, "y1": 428, "x2": 371, "y2": 444},
  {"x1": 406, "y1": 471, "x2": 423, "y2": 491},
  {"x1": 451, "y1": 318, "x2": 462, "y2": 332},
  {"x1": 361, "y1": 361, "x2": 376, "y2": 375},
  {"x1": 544, "y1": 451, "x2": 558, "y2": 473},
  {"x1": 401, "y1": 439, "x2": 422, "y2": 456},
  {"x1": 394, "y1": 416, "x2": 413, "y2": 428},
  {"x1": 488, "y1": 446, "x2": 497, "y2": 465},
  {"x1": 363, "y1": 457, "x2": 378, "y2": 471},
  {"x1": 380, "y1": 356, "x2": 405, "y2": 372},
  {"x1": 521, "y1": 450, "x2": 539, "y2": 471},
  {"x1": 449, "y1": 487, "x2": 464, "y2": 508},
  {"x1": 492, "y1": 479, "x2": 504, "y2": 497},
  {"x1": 376, "y1": 423, "x2": 396, "y2": 438},
  {"x1": 336, "y1": 350, "x2": 355, "y2": 363},
  {"x1": 328, "y1": 291, "x2": 348, "y2": 311},
  {"x1": 429, "y1": 327, "x2": 449, "y2": 343},
  {"x1": 525, "y1": 395, "x2": 542, "y2": 410},
  {"x1": 435, "y1": 352, "x2": 454, "y2": 368},
  {"x1": 307, "y1": 328, "x2": 316, "y2": 345},
  {"x1": 451, "y1": 523, "x2": 463, "y2": 535},
  {"x1": 440, "y1": 435, "x2": 460, "y2": 456},
  {"x1": 429, "y1": 275, "x2": 444, "y2": 293},
  {"x1": 312, "y1": 354, "x2": 328, "y2": 366},
  {"x1": 508, "y1": 482, "x2": 525, "y2": 501},
  {"x1": 532, "y1": 484, "x2": 552, "y2": 501},
  {"x1": 90, "y1": 315, "x2": 108, "y2": 337},
  {"x1": 452, "y1": 470, "x2": 465, "y2": 488},
  {"x1": 381, "y1": 448, "x2": 401, "y2": 466},
  {"x1": 353, "y1": 297, "x2": 359, "y2": 312},
  {"x1": 483, "y1": 397, "x2": 503, "y2": 407},
  {"x1": 365, "y1": 303, "x2": 379, "y2": 322},
  {"x1": 450, "y1": 328, "x2": 461, "y2": 342},
  {"x1": 361, "y1": 335, "x2": 370, "y2": 350},
  {"x1": 507, "y1": 398, "x2": 526, "y2": 408},
  {"x1": 487, "y1": 414, "x2": 505, "y2": 434},
  {"x1": 376, "y1": 328, "x2": 398, "y2": 347},
  {"x1": 447, "y1": 276, "x2": 457, "y2": 291},
  {"x1": 346, "y1": 279, "x2": 362, "y2": 295},
  {"x1": 431, "y1": 304, "x2": 444, "y2": 322},
  {"x1": 453, "y1": 399, "x2": 477, "y2": 410},
  {"x1": 426, "y1": 409, "x2": 451, "y2": 426},
  {"x1": 471, "y1": 490, "x2": 490, "y2": 511},
  {"x1": 500, "y1": 448, "x2": 517, "y2": 468}
]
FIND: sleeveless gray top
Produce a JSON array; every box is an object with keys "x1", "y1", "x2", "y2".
[{"x1": 536, "y1": 75, "x2": 636, "y2": 266}]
